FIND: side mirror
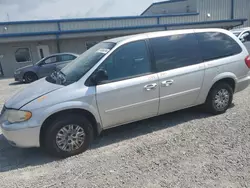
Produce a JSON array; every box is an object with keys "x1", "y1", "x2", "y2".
[{"x1": 91, "y1": 69, "x2": 108, "y2": 85}]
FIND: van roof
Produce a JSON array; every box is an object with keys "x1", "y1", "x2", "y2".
[
  {"x1": 105, "y1": 28, "x2": 229, "y2": 44},
  {"x1": 230, "y1": 27, "x2": 250, "y2": 33}
]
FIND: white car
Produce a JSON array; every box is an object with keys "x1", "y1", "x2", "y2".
[{"x1": 230, "y1": 27, "x2": 250, "y2": 52}]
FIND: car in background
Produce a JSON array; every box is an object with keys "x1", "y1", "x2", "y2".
[
  {"x1": 14, "y1": 53, "x2": 79, "y2": 83},
  {"x1": 230, "y1": 27, "x2": 250, "y2": 52}
]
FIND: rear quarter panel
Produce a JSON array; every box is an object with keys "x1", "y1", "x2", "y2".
[
  {"x1": 194, "y1": 29, "x2": 249, "y2": 104},
  {"x1": 244, "y1": 41, "x2": 250, "y2": 53}
]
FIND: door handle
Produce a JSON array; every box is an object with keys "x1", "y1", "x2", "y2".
[
  {"x1": 162, "y1": 80, "x2": 174, "y2": 87},
  {"x1": 144, "y1": 83, "x2": 157, "y2": 91},
  {"x1": 134, "y1": 58, "x2": 144, "y2": 62}
]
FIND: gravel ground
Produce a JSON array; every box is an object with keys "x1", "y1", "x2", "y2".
[{"x1": 0, "y1": 78, "x2": 250, "y2": 188}]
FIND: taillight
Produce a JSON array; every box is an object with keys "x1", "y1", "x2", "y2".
[{"x1": 245, "y1": 55, "x2": 250, "y2": 68}]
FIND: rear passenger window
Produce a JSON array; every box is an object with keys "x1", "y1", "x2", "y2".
[
  {"x1": 59, "y1": 55, "x2": 76, "y2": 62},
  {"x1": 150, "y1": 33, "x2": 202, "y2": 72},
  {"x1": 196, "y1": 32, "x2": 242, "y2": 61}
]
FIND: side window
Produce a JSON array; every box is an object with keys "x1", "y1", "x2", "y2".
[
  {"x1": 44, "y1": 56, "x2": 57, "y2": 64},
  {"x1": 196, "y1": 32, "x2": 242, "y2": 61},
  {"x1": 98, "y1": 40, "x2": 151, "y2": 82},
  {"x1": 15, "y1": 48, "x2": 31, "y2": 63},
  {"x1": 149, "y1": 33, "x2": 202, "y2": 72},
  {"x1": 59, "y1": 55, "x2": 76, "y2": 62}
]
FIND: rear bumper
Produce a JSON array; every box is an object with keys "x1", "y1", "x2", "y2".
[
  {"x1": 235, "y1": 75, "x2": 250, "y2": 93},
  {"x1": 0, "y1": 120, "x2": 40, "y2": 148}
]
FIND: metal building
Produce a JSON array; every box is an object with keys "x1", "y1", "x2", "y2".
[{"x1": 0, "y1": 0, "x2": 249, "y2": 78}]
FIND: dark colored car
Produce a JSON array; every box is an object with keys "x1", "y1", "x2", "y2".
[{"x1": 14, "y1": 53, "x2": 79, "y2": 83}]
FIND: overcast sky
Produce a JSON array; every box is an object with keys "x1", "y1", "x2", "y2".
[{"x1": 0, "y1": 0, "x2": 163, "y2": 22}]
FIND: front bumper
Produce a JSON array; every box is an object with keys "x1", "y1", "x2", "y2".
[
  {"x1": 0, "y1": 120, "x2": 40, "y2": 148},
  {"x1": 14, "y1": 73, "x2": 23, "y2": 82}
]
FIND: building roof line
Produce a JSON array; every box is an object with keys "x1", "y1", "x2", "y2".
[
  {"x1": 0, "y1": 18, "x2": 247, "y2": 39},
  {"x1": 0, "y1": 12, "x2": 198, "y2": 25},
  {"x1": 141, "y1": 0, "x2": 187, "y2": 16}
]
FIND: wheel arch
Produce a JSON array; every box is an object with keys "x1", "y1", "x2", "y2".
[
  {"x1": 210, "y1": 73, "x2": 237, "y2": 92},
  {"x1": 39, "y1": 108, "x2": 102, "y2": 147},
  {"x1": 205, "y1": 74, "x2": 237, "y2": 101},
  {"x1": 23, "y1": 71, "x2": 38, "y2": 79}
]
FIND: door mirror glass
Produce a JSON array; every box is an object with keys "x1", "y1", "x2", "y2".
[{"x1": 92, "y1": 69, "x2": 108, "y2": 84}]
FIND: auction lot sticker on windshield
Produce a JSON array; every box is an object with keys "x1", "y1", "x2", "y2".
[{"x1": 97, "y1": 49, "x2": 110, "y2": 54}]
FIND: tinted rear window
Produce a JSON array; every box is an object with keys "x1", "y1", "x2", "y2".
[
  {"x1": 59, "y1": 54, "x2": 77, "y2": 62},
  {"x1": 196, "y1": 32, "x2": 242, "y2": 61},
  {"x1": 149, "y1": 33, "x2": 202, "y2": 72}
]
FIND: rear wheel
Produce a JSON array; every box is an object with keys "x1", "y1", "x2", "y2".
[
  {"x1": 24, "y1": 72, "x2": 38, "y2": 83},
  {"x1": 43, "y1": 114, "x2": 94, "y2": 158},
  {"x1": 205, "y1": 82, "x2": 233, "y2": 115}
]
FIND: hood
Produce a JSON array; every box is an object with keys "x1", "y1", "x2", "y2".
[
  {"x1": 5, "y1": 78, "x2": 63, "y2": 109},
  {"x1": 15, "y1": 64, "x2": 35, "y2": 72}
]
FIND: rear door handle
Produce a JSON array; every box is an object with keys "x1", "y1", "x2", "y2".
[
  {"x1": 144, "y1": 83, "x2": 157, "y2": 91},
  {"x1": 162, "y1": 80, "x2": 174, "y2": 87},
  {"x1": 134, "y1": 58, "x2": 144, "y2": 62}
]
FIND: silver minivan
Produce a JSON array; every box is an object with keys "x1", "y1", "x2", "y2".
[{"x1": 1, "y1": 29, "x2": 250, "y2": 158}]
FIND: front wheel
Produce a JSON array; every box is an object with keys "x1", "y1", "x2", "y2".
[
  {"x1": 24, "y1": 72, "x2": 38, "y2": 83},
  {"x1": 205, "y1": 82, "x2": 233, "y2": 115},
  {"x1": 43, "y1": 114, "x2": 94, "y2": 158}
]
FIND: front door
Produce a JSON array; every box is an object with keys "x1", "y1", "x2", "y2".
[
  {"x1": 149, "y1": 32, "x2": 204, "y2": 114},
  {"x1": 38, "y1": 55, "x2": 58, "y2": 78},
  {"x1": 95, "y1": 40, "x2": 160, "y2": 128}
]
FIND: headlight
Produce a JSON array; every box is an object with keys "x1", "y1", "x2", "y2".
[
  {"x1": 5, "y1": 110, "x2": 32, "y2": 123},
  {"x1": 15, "y1": 70, "x2": 21, "y2": 74}
]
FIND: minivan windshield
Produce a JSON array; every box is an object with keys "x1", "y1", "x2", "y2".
[{"x1": 47, "y1": 42, "x2": 116, "y2": 85}]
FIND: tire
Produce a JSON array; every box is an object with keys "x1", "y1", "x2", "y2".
[
  {"x1": 24, "y1": 72, "x2": 38, "y2": 83},
  {"x1": 43, "y1": 114, "x2": 94, "y2": 158},
  {"x1": 205, "y1": 82, "x2": 233, "y2": 115}
]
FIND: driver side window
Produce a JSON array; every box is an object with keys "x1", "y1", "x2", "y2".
[
  {"x1": 44, "y1": 56, "x2": 58, "y2": 64},
  {"x1": 98, "y1": 40, "x2": 151, "y2": 82}
]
